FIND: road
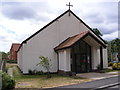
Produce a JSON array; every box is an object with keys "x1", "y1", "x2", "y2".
[
  {"x1": 44, "y1": 76, "x2": 120, "y2": 90},
  {"x1": 56, "y1": 76, "x2": 120, "y2": 89},
  {"x1": 101, "y1": 85, "x2": 120, "y2": 90}
]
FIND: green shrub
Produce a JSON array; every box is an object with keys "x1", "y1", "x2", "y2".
[
  {"x1": 37, "y1": 56, "x2": 51, "y2": 78},
  {"x1": 112, "y1": 63, "x2": 120, "y2": 70},
  {"x1": 98, "y1": 69, "x2": 114, "y2": 73},
  {"x1": 28, "y1": 69, "x2": 44, "y2": 75},
  {"x1": 36, "y1": 70, "x2": 44, "y2": 75},
  {"x1": 1, "y1": 71, "x2": 15, "y2": 90},
  {"x1": 28, "y1": 69, "x2": 36, "y2": 75},
  {"x1": 6, "y1": 59, "x2": 17, "y2": 63},
  {"x1": 108, "y1": 62, "x2": 113, "y2": 66},
  {"x1": 66, "y1": 71, "x2": 73, "y2": 76},
  {"x1": 96, "y1": 64, "x2": 100, "y2": 70}
]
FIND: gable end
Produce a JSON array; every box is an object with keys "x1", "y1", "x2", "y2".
[{"x1": 18, "y1": 9, "x2": 107, "y2": 52}]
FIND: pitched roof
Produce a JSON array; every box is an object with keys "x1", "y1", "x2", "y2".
[
  {"x1": 54, "y1": 31, "x2": 107, "y2": 51},
  {"x1": 11, "y1": 43, "x2": 21, "y2": 52},
  {"x1": 18, "y1": 10, "x2": 107, "y2": 52}
]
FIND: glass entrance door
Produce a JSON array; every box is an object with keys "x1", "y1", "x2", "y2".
[
  {"x1": 71, "y1": 40, "x2": 92, "y2": 73},
  {"x1": 79, "y1": 54, "x2": 87, "y2": 73}
]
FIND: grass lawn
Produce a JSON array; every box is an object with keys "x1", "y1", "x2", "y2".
[{"x1": 6, "y1": 63, "x2": 92, "y2": 88}]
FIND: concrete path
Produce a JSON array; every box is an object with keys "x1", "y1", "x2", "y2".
[
  {"x1": 76, "y1": 71, "x2": 119, "y2": 80},
  {"x1": 44, "y1": 72, "x2": 120, "y2": 89},
  {"x1": 57, "y1": 76, "x2": 120, "y2": 89},
  {"x1": 7, "y1": 68, "x2": 13, "y2": 77}
]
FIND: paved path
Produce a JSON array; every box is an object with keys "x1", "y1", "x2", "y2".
[
  {"x1": 45, "y1": 72, "x2": 120, "y2": 90},
  {"x1": 7, "y1": 68, "x2": 13, "y2": 77},
  {"x1": 56, "y1": 76, "x2": 120, "y2": 89},
  {"x1": 76, "y1": 71, "x2": 119, "y2": 80}
]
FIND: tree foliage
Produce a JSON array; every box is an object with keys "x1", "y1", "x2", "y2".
[
  {"x1": 37, "y1": 56, "x2": 51, "y2": 78},
  {"x1": 92, "y1": 28, "x2": 103, "y2": 36},
  {"x1": 108, "y1": 38, "x2": 120, "y2": 53},
  {"x1": 1, "y1": 71, "x2": 15, "y2": 90},
  {"x1": 107, "y1": 38, "x2": 120, "y2": 62},
  {"x1": 0, "y1": 52, "x2": 9, "y2": 60}
]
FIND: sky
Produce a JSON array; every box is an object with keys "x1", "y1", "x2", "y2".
[{"x1": 0, "y1": 0, "x2": 119, "y2": 52}]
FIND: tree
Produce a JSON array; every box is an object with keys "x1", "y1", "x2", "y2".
[
  {"x1": 37, "y1": 56, "x2": 51, "y2": 78},
  {"x1": 7, "y1": 52, "x2": 10, "y2": 56},
  {"x1": 92, "y1": 28, "x2": 103, "y2": 36},
  {"x1": 110, "y1": 38, "x2": 120, "y2": 53},
  {"x1": 107, "y1": 38, "x2": 120, "y2": 62},
  {"x1": 0, "y1": 52, "x2": 8, "y2": 60}
]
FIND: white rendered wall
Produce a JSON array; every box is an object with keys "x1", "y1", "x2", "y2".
[
  {"x1": 97, "y1": 47, "x2": 108, "y2": 69},
  {"x1": 91, "y1": 47, "x2": 100, "y2": 69},
  {"x1": 66, "y1": 49, "x2": 71, "y2": 71},
  {"x1": 58, "y1": 49, "x2": 71, "y2": 72},
  {"x1": 20, "y1": 22, "x2": 58, "y2": 73},
  {"x1": 17, "y1": 46, "x2": 23, "y2": 71},
  {"x1": 58, "y1": 13, "x2": 90, "y2": 43},
  {"x1": 59, "y1": 50, "x2": 66, "y2": 71},
  {"x1": 19, "y1": 12, "x2": 91, "y2": 73},
  {"x1": 103, "y1": 48, "x2": 108, "y2": 68},
  {"x1": 18, "y1": 11, "x2": 107, "y2": 73}
]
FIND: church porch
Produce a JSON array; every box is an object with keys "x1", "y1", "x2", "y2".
[{"x1": 54, "y1": 31, "x2": 107, "y2": 75}]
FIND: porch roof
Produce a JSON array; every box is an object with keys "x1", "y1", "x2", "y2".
[{"x1": 54, "y1": 31, "x2": 107, "y2": 51}]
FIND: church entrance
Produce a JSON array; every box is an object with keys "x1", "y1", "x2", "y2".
[{"x1": 71, "y1": 40, "x2": 92, "y2": 73}]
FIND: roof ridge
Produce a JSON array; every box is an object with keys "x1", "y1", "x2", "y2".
[{"x1": 23, "y1": 9, "x2": 70, "y2": 43}]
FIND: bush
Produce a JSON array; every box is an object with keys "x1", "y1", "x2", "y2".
[
  {"x1": 28, "y1": 69, "x2": 44, "y2": 75},
  {"x1": 1, "y1": 71, "x2": 15, "y2": 90},
  {"x1": 37, "y1": 56, "x2": 51, "y2": 78},
  {"x1": 6, "y1": 59, "x2": 17, "y2": 63},
  {"x1": 108, "y1": 62, "x2": 113, "y2": 66},
  {"x1": 36, "y1": 70, "x2": 44, "y2": 75},
  {"x1": 112, "y1": 63, "x2": 120, "y2": 70},
  {"x1": 96, "y1": 64, "x2": 100, "y2": 71},
  {"x1": 28, "y1": 69, "x2": 36, "y2": 75}
]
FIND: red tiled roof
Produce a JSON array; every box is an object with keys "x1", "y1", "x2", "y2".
[
  {"x1": 12, "y1": 43, "x2": 21, "y2": 52},
  {"x1": 54, "y1": 31, "x2": 89, "y2": 51}
]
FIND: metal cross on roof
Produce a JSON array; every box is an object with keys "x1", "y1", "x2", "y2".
[{"x1": 66, "y1": 2, "x2": 73, "y2": 10}]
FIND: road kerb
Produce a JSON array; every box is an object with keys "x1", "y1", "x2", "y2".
[{"x1": 93, "y1": 82, "x2": 120, "y2": 90}]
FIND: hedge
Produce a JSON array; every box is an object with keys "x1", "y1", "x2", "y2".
[
  {"x1": 1, "y1": 71, "x2": 15, "y2": 90},
  {"x1": 112, "y1": 63, "x2": 120, "y2": 70}
]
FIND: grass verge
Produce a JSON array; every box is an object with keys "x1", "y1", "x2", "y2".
[
  {"x1": 98, "y1": 68, "x2": 119, "y2": 73},
  {"x1": 6, "y1": 63, "x2": 92, "y2": 88}
]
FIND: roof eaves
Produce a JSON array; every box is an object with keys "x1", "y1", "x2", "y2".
[
  {"x1": 54, "y1": 31, "x2": 89, "y2": 51},
  {"x1": 18, "y1": 10, "x2": 107, "y2": 52},
  {"x1": 18, "y1": 10, "x2": 70, "y2": 52},
  {"x1": 54, "y1": 31, "x2": 107, "y2": 51},
  {"x1": 23, "y1": 10, "x2": 70, "y2": 43},
  {"x1": 87, "y1": 32, "x2": 107, "y2": 48},
  {"x1": 54, "y1": 37, "x2": 71, "y2": 51}
]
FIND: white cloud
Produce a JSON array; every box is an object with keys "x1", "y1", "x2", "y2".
[
  {"x1": 0, "y1": 0, "x2": 118, "y2": 52},
  {"x1": 102, "y1": 31, "x2": 118, "y2": 41}
]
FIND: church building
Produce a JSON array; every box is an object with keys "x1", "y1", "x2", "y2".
[{"x1": 17, "y1": 9, "x2": 108, "y2": 74}]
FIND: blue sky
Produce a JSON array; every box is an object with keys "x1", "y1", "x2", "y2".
[{"x1": 0, "y1": 0, "x2": 119, "y2": 52}]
